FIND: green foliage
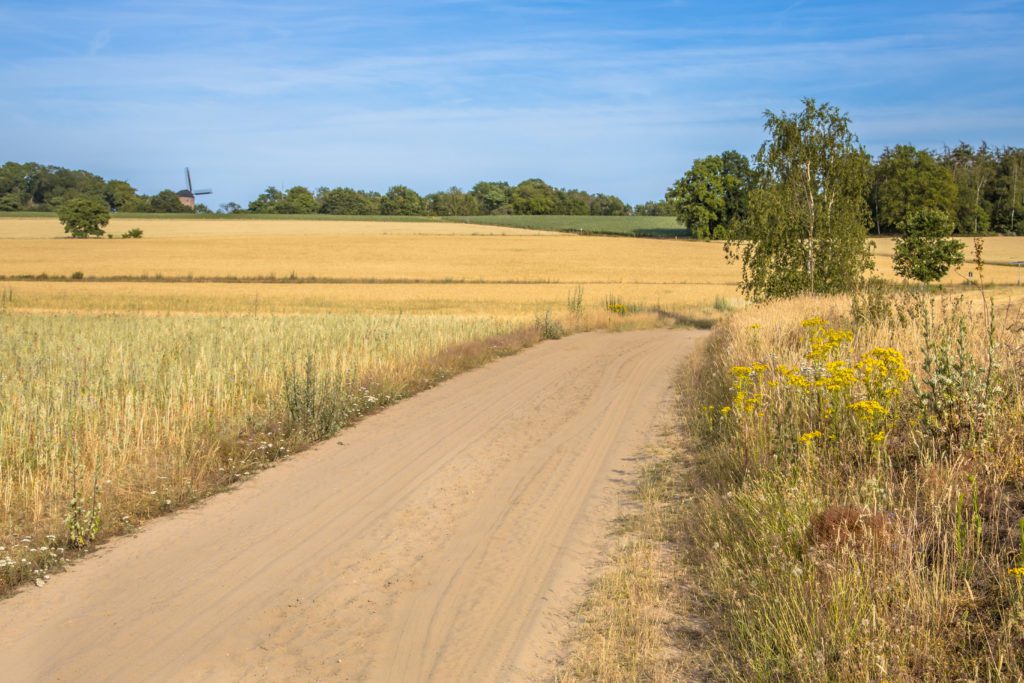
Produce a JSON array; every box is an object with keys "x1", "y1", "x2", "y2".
[
  {"x1": 380, "y1": 185, "x2": 426, "y2": 215},
  {"x1": 668, "y1": 155, "x2": 725, "y2": 240},
  {"x1": 275, "y1": 186, "x2": 318, "y2": 214},
  {"x1": 121, "y1": 228, "x2": 144, "y2": 239},
  {"x1": 872, "y1": 144, "x2": 957, "y2": 233},
  {"x1": 511, "y1": 178, "x2": 561, "y2": 214},
  {"x1": 632, "y1": 199, "x2": 673, "y2": 216},
  {"x1": 566, "y1": 285, "x2": 584, "y2": 317},
  {"x1": 103, "y1": 179, "x2": 138, "y2": 212},
  {"x1": 989, "y1": 147, "x2": 1024, "y2": 234},
  {"x1": 57, "y1": 197, "x2": 110, "y2": 238},
  {"x1": 892, "y1": 208, "x2": 965, "y2": 283},
  {"x1": 942, "y1": 142, "x2": 996, "y2": 234},
  {"x1": 727, "y1": 99, "x2": 874, "y2": 300},
  {"x1": 426, "y1": 186, "x2": 480, "y2": 216},
  {"x1": 149, "y1": 189, "x2": 191, "y2": 213},
  {"x1": 248, "y1": 186, "x2": 285, "y2": 213},
  {"x1": 667, "y1": 151, "x2": 754, "y2": 240},
  {"x1": 469, "y1": 181, "x2": 512, "y2": 214},
  {"x1": 318, "y1": 187, "x2": 381, "y2": 215},
  {"x1": 533, "y1": 309, "x2": 564, "y2": 339}
]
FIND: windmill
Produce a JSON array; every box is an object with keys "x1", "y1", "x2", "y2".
[{"x1": 176, "y1": 168, "x2": 212, "y2": 210}]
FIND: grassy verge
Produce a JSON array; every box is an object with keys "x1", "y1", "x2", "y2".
[
  {"x1": 556, "y1": 417, "x2": 709, "y2": 681},
  {"x1": 677, "y1": 288, "x2": 1024, "y2": 679}
]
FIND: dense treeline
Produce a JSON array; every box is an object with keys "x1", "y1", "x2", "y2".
[
  {"x1": 670, "y1": 142, "x2": 1024, "y2": 238},
  {"x1": 0, "y1": 162, "x2": 669, "y2": 217},
  {"x1": 241, "y1": 179, "x2": 664, "y2": 217},
  {"x1": 0, "y1": 162, "x2": 194, "y2": 214}
]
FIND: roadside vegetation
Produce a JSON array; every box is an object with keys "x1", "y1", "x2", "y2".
[{"x1": 680, "y1": 285, "x2": 1024, "y2": 678}]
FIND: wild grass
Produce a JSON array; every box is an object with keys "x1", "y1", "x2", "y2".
[
  {"x1": 0, "y1": 311, "x2": 532, "y2": 593},
  {"x1": 557, "y1": 427, "x2": 707, "y2": 682},
  {"x1": 678, "y1": 289, "x2": 1024, "y2": 680}
]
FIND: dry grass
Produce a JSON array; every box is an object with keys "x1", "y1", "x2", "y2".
[
  {"x1": 0, "y1": 280, "x2": 739, "y2": 316},
  {"x1": 677, "y1": 288, "x2": 1024, "y2": 680},
  {"x1": 0, "y1": 311, "x2": 543, "y2": 593},
  {"x1": 557, "y1": 424, "x2": 708, "y2": 682}
]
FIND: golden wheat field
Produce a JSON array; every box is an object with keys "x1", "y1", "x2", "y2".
[
  {"x1": 4, "y1": 215, "x2": 1024, "y2": 596},
  {"x1": 0, "y1": 216, "x2": 735, "y2": 593}
]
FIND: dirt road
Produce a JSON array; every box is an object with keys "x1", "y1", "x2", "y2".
[{"x1": 0, "y1": 328, "x2": 705, "y2": 682}]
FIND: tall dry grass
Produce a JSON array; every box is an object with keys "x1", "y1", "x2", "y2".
[
  {"x1": 0, "y1": 311, "x2": 530, "y2": 593},
  {"x1": 679, "y1": 285, "x2": 1024, "y2": 679}
]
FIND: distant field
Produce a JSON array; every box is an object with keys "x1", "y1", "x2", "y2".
[
  {"x1": 451, "y1": 214, "x2": 689, "y2": 237},
  {"x1": 0, "y1": 212, "x2": 686, "y2": 237}
]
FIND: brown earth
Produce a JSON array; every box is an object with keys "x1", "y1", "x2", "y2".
[{"x1": 0, "y1": 328, "x2": 705, "y2": 682}]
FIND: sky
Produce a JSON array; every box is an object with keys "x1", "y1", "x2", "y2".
[{"x1": 1, "y1": 1, "x2": 1022, "y2": 208}]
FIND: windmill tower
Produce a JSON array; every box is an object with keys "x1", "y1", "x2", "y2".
[{"x1": 176, "y1": 168, "x2": 212, "y2": 210}]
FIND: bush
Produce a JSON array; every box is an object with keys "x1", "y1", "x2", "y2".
[
  {"x1": 57, "y1": 197, "x2": 110, "y2": 238},
  {"x1": 71, "y1": 271, "x2": 84, "y2": 280},
  {"x1": 120, "y1": 228, "x2": 144, "y2": 239},
  {"x1": 534, "y1": 309, "x2": 564, "y2": 339}
]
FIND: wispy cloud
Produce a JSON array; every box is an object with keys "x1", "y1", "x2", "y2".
[{"x1": 0, "y1": 0, "x2": 1021, "y2": 205}]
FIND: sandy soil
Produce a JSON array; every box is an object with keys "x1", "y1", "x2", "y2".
[{"x1": 0, "y1": 328, "x2": 705, "y2": 682}]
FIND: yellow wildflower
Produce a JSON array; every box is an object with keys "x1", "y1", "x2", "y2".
[
  {"x1": 848, "y1": 399, "x2": 888, "y2": 422},
  {"x1": 799, "y1": 430, "x2": 823, "y2": 445},
  {"x1": 721, "y1": 406, "x2": 731, "y2": 414},
  {"x1": 1009, "y1": 567, "x2": 1024, "y2": 577}
]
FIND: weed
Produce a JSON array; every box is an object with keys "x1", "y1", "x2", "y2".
[
  {"x1": 567, "y1": 285, "x2": 584, "y2": 318},
  {"x1": 534, "y1": 309, "x2": 564, "y2": 339}
]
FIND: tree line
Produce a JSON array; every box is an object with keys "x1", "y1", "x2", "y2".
[
  {"x1": 0, "y1": 162, "x2": 671, "y2": 218},
  {"x1": 228, "y1": 179, "x2": 667, "y2": 217},
  {"x1": 668, "y1": 141, "x2": 1024, "y2": 239},
  {"x1": 0, "y1": 162, "x2": 198, "y2": 214}
]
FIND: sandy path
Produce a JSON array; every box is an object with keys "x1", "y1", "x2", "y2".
[{"x1": 0, "y1": 328, "x2": 705, "y2": 682}]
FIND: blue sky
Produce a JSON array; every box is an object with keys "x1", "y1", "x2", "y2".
[{"x1": 1, "y1": 1, "x2": 1021, "y2": 207}]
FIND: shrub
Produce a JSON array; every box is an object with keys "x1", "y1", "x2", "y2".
[
  {"x1": 71, "y1": 271, "x2": 84, "y2": 280},
  {"x1": 120, "y1": 228, "x2": 144, "y2": 239},
  {"x1": 534, "y1": 309, "x2": 564, "y2": 339},
  {"x1": 57, "y1": 197, "x2": 110, "y2": 238}
]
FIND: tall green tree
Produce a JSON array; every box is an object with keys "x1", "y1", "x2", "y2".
[
  {"x1": 318, "y1": 187, "x2": 381, "y2": 215},
  {"x1": 380, "y1": 185, "x2": 426, "y2": 215},
  {"x1": 942, "y1": 143, "x2": 996, "y2": 233},
  {"x1": 57, "y1": 197, "x2": 110, "y2": 237},
  {"x1": 103, "y1": 180, "x2": 138, "y2": 212},
  {"x1": 667, "y1": 151, "x2": 753, "y2": 240},
  {"x1": 892, "y1": 208, "x2": 965, "y2": 283},
  {"x1": 872, "y1": 145, "x2": 957, "y2": 233},
  {"x1": 667, "y1": 155, "x2": 725, "y2": 240},
  {"x1": 510, "y1": 179, "x2": 560, "y2": 214},
  {"x1": 426, "y1": 187, "x2": 480, "y2": 216},
  {"x1": 150, "y1": 189, "x2": 191, "y2": 213},
  {"x1": 589, "y1": 193, "x2": 629, "y2": 216},
  {"x1": 248, "y1": 186, "x2": 284, "y2": 213},
  {"x1": 469, "y1": 181, "x2": 511, "y2": 214},
  {"x1": 727, "y1": 99, "x2": 874, "y2": 300},
  {"x1": 275, "y1": 186, "x2": 318, "y2": 214},
  {"x1": 989, "y1": 147, "x2": 1024, "y2": 234}
]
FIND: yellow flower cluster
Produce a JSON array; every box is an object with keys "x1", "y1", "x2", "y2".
[
  {"x1": 802, "y1": 317, "x2": 854, "y2": 361},
  {"x1": 856, "y1": 347, "x2": 911, "y2": 397},
  {"x1": 848, "y1": 399, "x2": 888, "y2": 423},
  {"x1": 799, "y1": 430, "x2": 823, "y2": 445},
  {"x1": 1008, "y1": 567, "x2": 1024, "y2": 577}
]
